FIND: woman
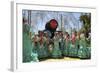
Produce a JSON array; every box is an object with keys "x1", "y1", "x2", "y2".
[
  {"x1": 63, "y1": 32, "x2": 70, "y2": 56},
  {"x1": 51, "y1": 32, "x2": 62, "y2": 58},
  {"x1": 78, "y1": 32, "x2": 91, "y2": 59},
  {"x1": 37, "y1": 32, "x2": 49, "y2": 59},
  {"x1": 23, "y1": 24, "x2": 39, "y2": 62},
  {"x1": 32, "y1": 35, "x2": 39, "y2": 61},
  {"x1": 68, "y1": 31, "x2": 78, "y2": 57}
]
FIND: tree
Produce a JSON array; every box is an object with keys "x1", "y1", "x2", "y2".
[
  {"x1": 80, "y1": 13, "x2": 91, "y2": 38},
  {"x1": 79, "y1": 13, "x2": 91, "y2": 47}
]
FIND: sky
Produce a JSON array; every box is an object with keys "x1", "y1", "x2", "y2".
[{"x1": 22, "y1": 10, "x2": 89, "y2": 34}]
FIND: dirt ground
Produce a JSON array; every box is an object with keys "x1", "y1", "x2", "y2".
[{"x1": 40, "y1": 57, "x2": 80, "y2": 62}]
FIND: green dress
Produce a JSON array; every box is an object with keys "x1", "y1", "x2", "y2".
[
  {"x1": 43, "y1": 37, "x2": 49, "y2": 57},
  {"x1": 23, "y1": 24, "x2": 38, "y2": 62},
  {"x1": 78, "y1": 38, "x2": 91, "y2": 59},
  {"x1": 68, "y1": 40, "x2": 78, "y2": 57},
  {"x1": 23, "y1": 24, "x2": 38, "y2": 63},
  {"x1": 23, "y1": 32, "x2": 33, "y2": 62},
  {"x1": 32, "y1": 42, "x2": 39, "y2": 62},
  {"x1": 51, "y1": 37, "x2": 62, "y2": 58},
  {"x1": 35, "y1": 42, "x2": 42, "y2": 59},
  {"x1": 31, "y1": 52, "x2": 39, "y2": 62},
  {"x1": 63, "y1": 39, "x2": 70, "y2": 56},
  {"x1": 37, "y1": 39, "x2": 49, "y2": 59}
]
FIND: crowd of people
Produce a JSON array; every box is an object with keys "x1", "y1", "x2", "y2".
[
  {"x1": 23, "y1": 24, "x2": 91, "y2": 62},
  {"x1": 31, "y1": 30, "x2": 90, "y2": 60}
]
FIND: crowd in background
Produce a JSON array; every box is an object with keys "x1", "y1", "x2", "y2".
[{"x1": 23, "y1": 24, "x2": 91, "y2": 62}]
